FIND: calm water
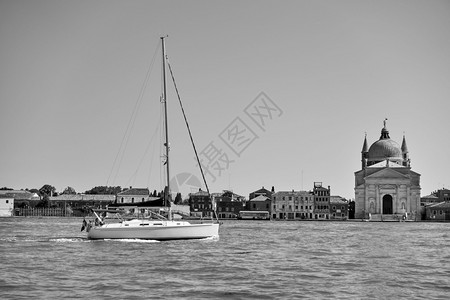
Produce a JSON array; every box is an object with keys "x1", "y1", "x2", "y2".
[{"x1": 0, "y1": 218, "x2": 449, "y2": 299}]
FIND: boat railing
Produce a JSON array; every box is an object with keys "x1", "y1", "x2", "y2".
[{"x1": 148, "y1": 210, "x2": 167, "y2": 220}]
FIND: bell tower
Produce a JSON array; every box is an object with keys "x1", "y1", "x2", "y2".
[
  {"x1": 401, "y1": 134, "x2": 410, "y2": 167},
  {"x1": 361, "y1": 133, "x2": 368, "y2": 169}
]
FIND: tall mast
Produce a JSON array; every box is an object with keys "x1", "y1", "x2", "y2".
[{"x1": 161, "y1": 36, "x2": 171, "y2": 211}]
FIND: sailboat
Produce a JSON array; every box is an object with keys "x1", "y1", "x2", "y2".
[{"x1": 84, "y1": 37, "x2": 220, "y2": 240}]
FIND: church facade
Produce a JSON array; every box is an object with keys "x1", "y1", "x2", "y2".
[{"x1": 354, "y1": 120, "x2": 421, "y2": 221}]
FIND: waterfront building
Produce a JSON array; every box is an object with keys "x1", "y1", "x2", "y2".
[
  {"x1": 421, "y1": 189, "x2": 450, "y2": 221},
  {"x1": 246, "y1": 195, "x2": 271, "y2": 211},
  {"x1": 425, "y1": 201, "x2": 450, "y2": 221},
  {"x1": 0, "y1": 190, "x2": 39, "y2": 208},
  {"x1": 354, "y1": 120, "x2": 421, "y2": 221},
  {"x1": 271, "y1": 190, "x2": 314, "y2": 220},
  {"x1": 249, "y1": 186, "x2": 273, "y2": 201},
  {"x1": 0, "y1": 196, "x2": 14, "y2": 217},
  {"x1": 189, "y1": 189, "x2": 215, "y2": 218},
  {"x1": 116, "y1": 188, "x2": 152, "y2": 204},
  {"x1": 214, "y1": 190, "x2": 245, "y2": 219},
  {"x1": 313, "y1": 182, "x2": 330, "y2": 220},
  {"x1": 329, "y1": 196, "x2": 348, "y2": 220},
  {"x1": 420, "y1": 193, "x2": 440, "y2": 219},
  {"x1": 49, "y1": 194, "x2": 116, "y2": 216},
  {"x1": 421, "y1": 193, "x2": 440, "y2": 206},
  {"x1": 433, "y1": 188, "x2": 450, "y2": 202}
]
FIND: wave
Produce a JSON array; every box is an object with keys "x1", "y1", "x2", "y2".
[
  {"x1": 103, "y1": 238, "x2": 160, "y2": 243},
  {"x1": 49, "y1": 237, "x2": 86, "y2": 243}
]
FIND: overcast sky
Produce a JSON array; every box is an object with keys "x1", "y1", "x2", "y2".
[{"x1": 1, "y1": 0, "x2": 449, "y2": 199}]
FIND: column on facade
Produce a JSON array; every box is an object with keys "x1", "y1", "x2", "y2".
[
  {"x1": 377, "y1": 185, "x2": 382, "y2": 215},
  {"x1": 375, "y1": 185, "x2": 379, "y2": 214},
  {"x1": 407, "y1": 185, "x2": 411, "y2": 213},
  {"x1": 364, "y1": 185, "x2": 368, "y2": 218},
  {"x1": 395, "y1": 184, "x2": 399, "y2": 214}
]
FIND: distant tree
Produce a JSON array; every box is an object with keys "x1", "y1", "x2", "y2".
[
  {"x1": 62, "y1": 186, "x2": 76, "y2": 195},
  {"x1": 36, "y1": 194, "x2": 50, "y2": 208},
  {"x1": 39, "y1": 184, "x2": 56, "y2": 197},
  {"x1": 0, "y1": 187, "x2": 13, "y2": 190},
  {"x1": 174, "y1": 193, "x2": 183, "y2": 204},
  {"x1": 223, "y1": 190, "x2": 233, "y2": 198},
  {"x1": 348, "y1": 200, "x2": 355, "y2": 219},
  {"x1": 18, "y1": 201, "x2": 29, "y2": 208},
  {"x1": 85, "y1": 186, "x2": 122, "y2": 195}
]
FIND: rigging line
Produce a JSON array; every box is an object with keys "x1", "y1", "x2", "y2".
[
  {"x1": 166, "y1": 57, "x2": 211, "y2": 196},
  {"x1": 106, "y1": 39, "x2": 161, "y2": 186},
  {"x1": 126, "y1": 122, "x2": 160, "y2": 188},
  {"x1": 113, "y1": 45, "x2": 159, "y2": 185}
]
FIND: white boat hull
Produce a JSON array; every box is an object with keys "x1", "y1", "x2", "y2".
[{"x1": 87, "y1": 219, "x2": 219, "y2": 241}]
